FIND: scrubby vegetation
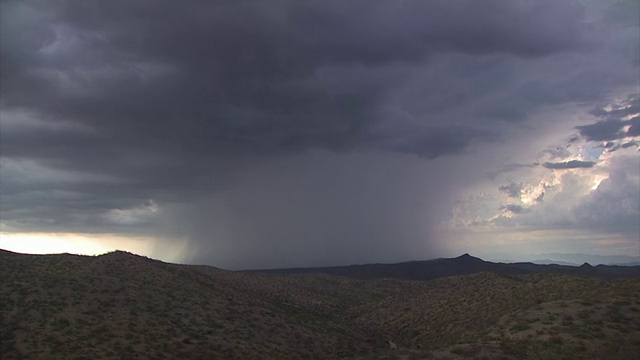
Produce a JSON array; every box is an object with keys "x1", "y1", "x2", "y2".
[{"x1": 1, "y1": 250, "x2": 638, "y2": 359}]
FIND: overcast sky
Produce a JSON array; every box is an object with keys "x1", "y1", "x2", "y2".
[{"x1": 1, "y1": 0, "x2": 639, "y2": 269}]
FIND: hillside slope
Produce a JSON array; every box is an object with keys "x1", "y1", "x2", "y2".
[{"x1": 1, "y1": 250, "x2": 639, "y2": 359}]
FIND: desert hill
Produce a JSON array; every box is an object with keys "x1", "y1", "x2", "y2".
[{"x1": 1, "y1": 249, "x2": 639, "y2": 359}]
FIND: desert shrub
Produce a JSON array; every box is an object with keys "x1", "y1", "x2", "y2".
[
  {"x1": 577, "y1": 309, "x2": 592, "y2": 320},
  {"x1": 54, "y1": 317, "x2": 71, "y2": 329},
  {"x1": 511, "y1": 322, "x2": 530, "y2": 332},
  {"x1": 549, "y1": 335, "x2": 563, "y2": 345},
  {"x1": 451, "y1": 345, "x2": 480, "y2": 358}
]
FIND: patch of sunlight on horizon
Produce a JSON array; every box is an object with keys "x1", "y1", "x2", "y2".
[{"x1": 0, "y1": 232, "x2": 155, "y2": 257}]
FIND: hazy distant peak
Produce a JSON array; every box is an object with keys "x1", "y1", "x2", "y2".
[
  {"x1": 535, "y1": 253, "x2": 640, "y2": 266},
  {"x1": 453, "y1": 253, "x2": 483, "y2": 262}
]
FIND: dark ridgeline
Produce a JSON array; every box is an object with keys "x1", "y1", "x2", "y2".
[{"x1": 247, "y1": 253, "x2": 640, "y2": 280}]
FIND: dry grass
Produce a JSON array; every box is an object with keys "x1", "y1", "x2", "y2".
[{"x1": 1, "y1": 250, "x2": 638, "y2": 359}]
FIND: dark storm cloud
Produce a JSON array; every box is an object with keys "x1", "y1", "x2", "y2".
[
  {"x1": 542, "y1": 160, "x2": 596, "y2": 169},
  {"x1": 576, "y1": 116, "x2": 640, "y2": 142},
  {"x1": 578, "y1": 95, "x2": 640, "y2": 142},
  {"x1": 1, "y1": 0, "x2": 638, "y2": 266},
  {"x1": 599, "y1": 139, "x2": 640, "y2": 153},
  {"x1": 370, "y1": 125, "x2": 498, "y2": 159},
  {"x1": 0, "y1": 1, "x2": 595, "y2": 213},
  {"x1": 589, "y1": 94, "x2": 640, "y2": 118},
  {"x1": 1, "y1": 0, "x2": 593, "y2": 167}
]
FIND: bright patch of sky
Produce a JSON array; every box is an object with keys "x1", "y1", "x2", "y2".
[{"x1": 447, "y1": 95, "x2": 640, "y2": 260}]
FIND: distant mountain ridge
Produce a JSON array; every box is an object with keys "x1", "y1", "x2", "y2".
[
  {"x1": 248, "y1": 253, "x2": 640, "y2": 280},
  {"x1": 529, "y1": 253, "x2": 640, "y2": 266},
  {"x1": 530, "y1": 259, "x2": 581, "y2": 266}
]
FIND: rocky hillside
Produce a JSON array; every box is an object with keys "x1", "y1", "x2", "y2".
[{"x1": 1, "y1": 250, "x2": 639, "y2": 359}]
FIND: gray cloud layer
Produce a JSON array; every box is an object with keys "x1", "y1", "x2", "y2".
[
  {"x1": 1, "y1": 0, "x2": 638, "y2": 267},
  {"x1": 542, "y1": 160, "x2": 597, "y2": 169},
  {"x1": 1, "y1": 0, "x2": 598, "y2": 164}
]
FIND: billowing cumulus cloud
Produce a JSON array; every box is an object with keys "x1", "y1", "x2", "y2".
[
  {"x1": 1, "y1": 0, "x2": 638, "y2": 268},
  {"x1": 572, "y1": 155, "x2": 640, "y2": 233},
  {"x1": 450, "y1": 94, "x2": 640, "y2": 259}
]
